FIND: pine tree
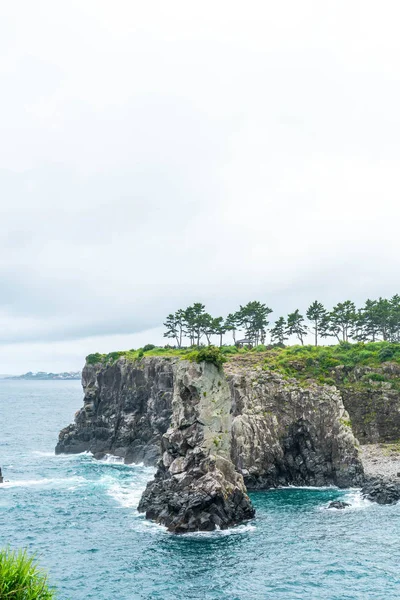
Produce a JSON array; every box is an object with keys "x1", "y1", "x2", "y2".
[
  {"x1": 225, "y1": 313, "x2": 238, "y2": 344},
  {"x1": 236, "y1": 301, "x2": 273, "y2": 346},
  {"x1": 163, "y1": 313, "x2": 180, "y2": 347},
  {"x1": 286, "y1": 310, "x2": 308, "y2": 345},
  {"x1": 270, "y1": 317, "x2": 288, "y2": 345},
  {"x1": 306, "y1": 300, "x2": 328, "y2": 346},
  {"x1": 330, "y1": 301, "x2": 356, "y2": 342}
]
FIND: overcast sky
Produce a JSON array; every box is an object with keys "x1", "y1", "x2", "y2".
[{"x1": 1, "y1": 0, "x2": 399, "y2": 373}]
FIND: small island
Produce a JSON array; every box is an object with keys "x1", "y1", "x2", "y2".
[{"x1": 7, "y1": 371, "x2": 81, "y2": 381}]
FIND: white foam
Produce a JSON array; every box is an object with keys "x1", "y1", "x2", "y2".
[
  {"x1": 2, "y1": 476, "x2": 85, "y2": 489},
  {"x1": 100, "y1": 454, "x2": 125, "y2": 464},
  {"x1": 284, "y1": 484, "x2": 338, "y2": 490},
  {"x1": 320, "y1": 489, "x2": 372, "y2": 511},
  {"x1": 342, "y1": 489, "x2": 373, "y2": 510},
  {"x1": 31, "y1": 450, "x2": 94, "y2": 461},
  {"x1": 178, "y1": 523, "x2": 256, "y2": 538},
  {"x1": 106, "y1": 481, "x2": 145, "y2": 509}
]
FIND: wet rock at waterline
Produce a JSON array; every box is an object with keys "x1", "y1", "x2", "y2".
[
  {"x1": 327, "y1": 500, "x2": 351, "y2": 509},
  {"x1": 361, "y1": 477, "x2": 400, "y2": 505}
]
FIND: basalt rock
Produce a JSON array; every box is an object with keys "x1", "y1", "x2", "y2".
[
  {"x1": 361, "y1": 476, "x2": 400, "y2": 505},
  {"x1": 225, "y1": 362, "x2": 364, "y2": 489},
  {"x1": 137, "y1": 360, "x2": 254, "y2": 532},
  {"x1": 56, "y1": 357, "x2": 174, "y2": 465},
  {"x1": 333, "y1": 364, "x2": 400, "y2": 444},
  {"x1": 56, "y1": 356, "x2": 364, "y2": 492},
  {"x1": 327, "y1": 501, "x2": 350, "y2": 509}
]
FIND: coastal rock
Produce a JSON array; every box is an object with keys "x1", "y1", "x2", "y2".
[
  {"x1": 361, "y1": 477, "x2": 400, "y2": 505},
  {"x1": 333, "y1": 364, "x2": 400, "y2": 444},
  {"x1": 137, "y1": 360, "x2": 254, "y2": 532},
  {"x1": 56, "y1": 355, "x2": 364, "y2": 490},
  {"x1": 327, "y1": 501, "x2": 350, "y2": 509},
  {"x1": 225, "y1": 361, "x2": 364, "y2": 489},
  {"x1": 56, "y1": 357, "x2": 174, "y2": 465}
]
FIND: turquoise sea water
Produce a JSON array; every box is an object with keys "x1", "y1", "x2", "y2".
[{"x1": 0, "y1": 380, "x2": 399, "y2": 600}]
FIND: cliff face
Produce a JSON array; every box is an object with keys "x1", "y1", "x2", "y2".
[
  {"x1": 333, "y1": 364, "x2": 400, "y2": 444},
  {"x1": 226, "y1": 363, "x2": 362, "y2": 488},
  {"x1": 57, "y1": 355, "x2": 363, "y2": 490},
  {"x1": 137, "y1": 360, "x2": 254, "y2": 532},
  {"x1": 56, "y1": 357, "x2": 174, "y2": 465}
]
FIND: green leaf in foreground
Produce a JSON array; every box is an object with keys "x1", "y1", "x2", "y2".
[{"x1": 0, "y1": 548, "x2": 56, "y2": 599}]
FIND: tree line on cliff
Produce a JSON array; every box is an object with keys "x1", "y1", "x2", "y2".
[{"x1": 163, "y1": 296, "x2": 400, "y2": 348}]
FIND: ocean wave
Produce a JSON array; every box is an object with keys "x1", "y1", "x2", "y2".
[
  {"x1": 32, "y1": 450, "x2": 57, "y2": 457},
  {"x1": 1, "y1": 476, "x2": 86, "y2": 489},
  {"x1": 106, "y1": 480, "x2": 146, "y2": 509},
  {"x1": 32, "y1": 450, "x2": 94, "y2": 460},
  {"x1": 100, "y1": 454, "x2": 125, "y2": 464},
  {"x1": 181, "y1": 522, "x2": 256, "y2": 538},
  {"x1": 283, "y1": 484, "x2": 338, "y2": 490},
  {"x1": 320, "y1": 490, "x2": 372, "y2": 511}
]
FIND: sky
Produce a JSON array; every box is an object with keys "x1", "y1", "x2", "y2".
[{"x1": 1, "y1": 0, "x2": 400, "y2": 373}]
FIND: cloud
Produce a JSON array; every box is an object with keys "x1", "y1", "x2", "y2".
[{"x1": 1, "y1": 0, "x2": 399, "y2": 370}]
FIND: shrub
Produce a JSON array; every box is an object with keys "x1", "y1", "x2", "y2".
[
  {"x1": 367, "y1": 373, "x2": 387, "y2": 382},
  {"x1": 220, "y1": 346, "x2": 238, "y2": 355},
  {"x1": 378, "y1": 345, "x2": 396, "y2": 362},
  {"x1": 318, "y1": 376, "x2": 336, "y2": 386},
  {"x1": 137, "y1": 349, "x2": 144, "y2": 359},
  {"x1": 86, "y1": 352, "x2": 105, "y2": 365},
  {"x1": 195, "y1": 346, "x2": 226, "y2": 369},
  {"x1": 0, "y1": 548, "x2": 55, "y2": 599},
  {"x1": 142, "y1": 344, "x2": 156, "y2": 352},
  {"x1": 339, "y1": 341, "x2": 352, "y2": 351}
]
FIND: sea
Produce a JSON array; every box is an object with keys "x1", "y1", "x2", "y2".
[{"x1": 0, "y1": 379, "x2": 399, "y2": 599}]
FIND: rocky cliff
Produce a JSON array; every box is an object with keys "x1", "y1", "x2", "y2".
[
  {"x1": 332, "y1": 364, "x2": 400, "y2": 444},
  {"x1": 226, "y1": 361, "x2": 362, "y2": 488},
  {"x1": 137, "y1": 360, "x2": 254, "y2": 532},
  {"x1": 57, "y1": 354, "x2": 363, "y2": 491},
  {"x1": 56, "y1": 357, "x2": 174, "y2": 465}
]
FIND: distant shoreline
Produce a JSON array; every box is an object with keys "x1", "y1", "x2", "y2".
[{"x1": 4, "y1": 371, "x2": 81, "y2": 381}]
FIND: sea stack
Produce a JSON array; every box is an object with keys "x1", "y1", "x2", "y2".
[{"x1": 138, "y1": 359, "x2": 255, "y2": 532}]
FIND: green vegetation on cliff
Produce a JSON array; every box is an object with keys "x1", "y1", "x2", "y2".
[
  {"x1": 87, "y1": 341, "x2": 400, "y2": 383},
  {"x1": 258, "y1": 341, "x2": 400, "y2": 385},
  {"x1": 0, "y1": 548, "x2": 55, "y2": 599}
]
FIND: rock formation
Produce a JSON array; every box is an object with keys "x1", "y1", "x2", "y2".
[
  {"x1": 56, "y1": 357, "x2": 174, "y2": 465},
  {"x1": 361, "y1": 476, "x2": 400, "y2": 505},
  {"x1": 332, "y1": 364, "x2": 400, "y2": 444},
  {"x1": 57, "y1": 355, "x2": 364, "y2": 490},
  {"x1": 327, "y1": 501, "x2": 350, "y2": 509},
  {"x1": 55, "y1": 352, "x2": 400, "y2": 527},
  {"x1": 225, "y1": 361, "x2": 363, "y2": 488},
  {"x1": 137, "y1": 360, "x2": 254, "y2": 532}
]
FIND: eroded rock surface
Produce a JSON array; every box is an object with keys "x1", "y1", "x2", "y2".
[
  {"x1": 137, "y1": 360, "x2": 254, "y2": 532},
  {"x1": 225, "y1": 362, "x2": 364, "y2": 489},
  {"x1": 56, "y1": 357, "x2": 174, "y2": 465},
  {"x1": 361, "y1": 476, "x2": 400, "y2": 505},
  {"x1": 334, "y1": 364, "x2": 400, "y2": 444},
  {"x1": 56, "y1": 356, "x2": 364, "y2": 492}
]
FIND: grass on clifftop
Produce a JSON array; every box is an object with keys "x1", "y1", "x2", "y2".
[
  {"x1": 87, "y1": 345, "x2": 227, "y2": 369},
  {"x1": 86, "y1": 342, "x2": 400, "y2": 389},
  {"x1": 86, "y1": 341, "x2": 400, "y2": 383},
  {"x1": 0, "y1": 548, "x2": 55, "y2": 599},
  {"x1": 257, "y1": 341, "x2": 400, "y2": 385}
]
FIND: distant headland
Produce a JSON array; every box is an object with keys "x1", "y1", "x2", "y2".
[{"x1": 6, "y1": 371, "x2": 81, "y2": 381}]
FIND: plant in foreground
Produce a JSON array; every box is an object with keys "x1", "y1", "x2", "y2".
[{"x1": 0, "y1": 548, "x2": 55, "y2": 599}]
